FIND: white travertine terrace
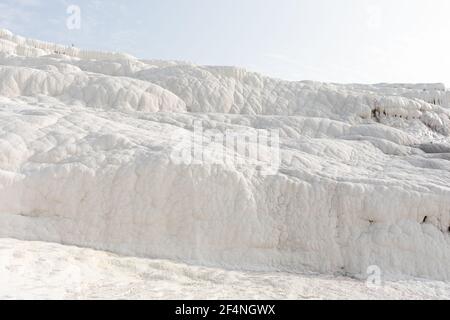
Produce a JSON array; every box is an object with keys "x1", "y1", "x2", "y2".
[{"x1": 0, "y1": 29, "x2": 449, "y2": 281}]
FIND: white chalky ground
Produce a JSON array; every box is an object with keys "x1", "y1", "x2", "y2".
[
  {"x1": 0, "y1": 239, "x2": 449, "y2": 300},
  {"x1": 0, "y1": 29, "x2": 449, "y2": 299}
]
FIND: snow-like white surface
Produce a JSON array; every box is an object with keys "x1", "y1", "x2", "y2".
[
  {"x1": 1, "y1": 238, "x2": 449, "y2": 300},
  {"x1": 0, "y1": 29, "x2": 449, "y2": 287}
]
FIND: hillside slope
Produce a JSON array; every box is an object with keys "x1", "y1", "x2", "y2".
[{"x1": 0, "y1": 29, "x2": 449, "y2": 281}]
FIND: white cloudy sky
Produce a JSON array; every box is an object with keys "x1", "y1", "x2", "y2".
[{"x1": 1, "y1": 0, "x2": 450, "y2": 85}]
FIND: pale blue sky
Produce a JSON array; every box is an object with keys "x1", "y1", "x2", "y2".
[{"x1": 1, "y1": 0, "x2": 450, "y2": 84}]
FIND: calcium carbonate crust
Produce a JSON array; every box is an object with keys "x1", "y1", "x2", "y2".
[{"x1": 0, "y1": 29, "x2": 449, "y2": 281}]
